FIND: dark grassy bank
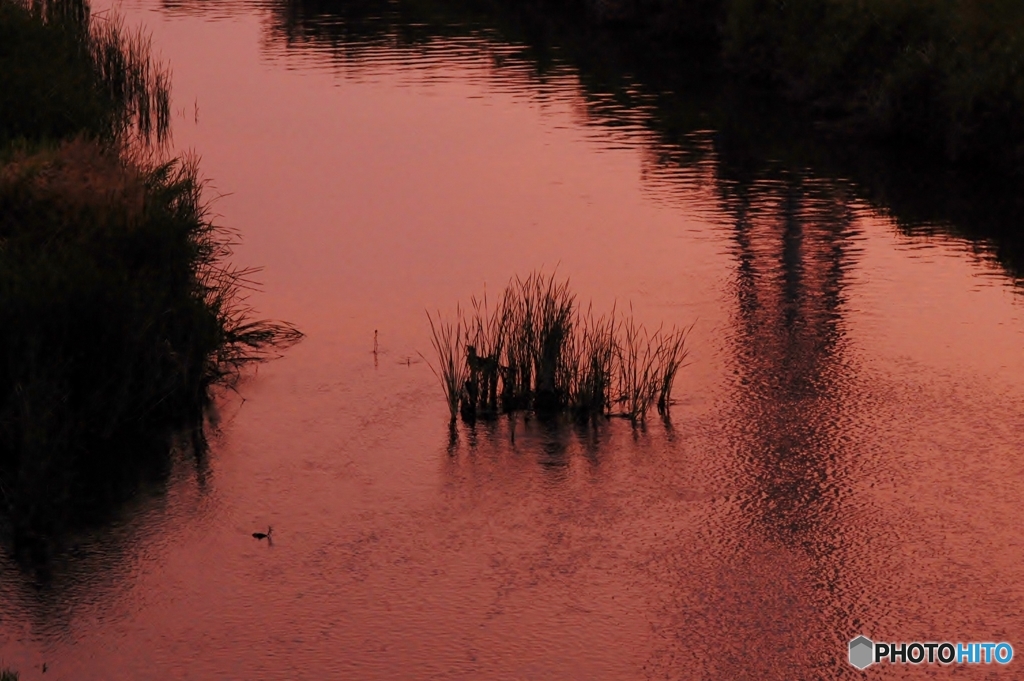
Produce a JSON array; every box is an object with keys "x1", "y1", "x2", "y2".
[
  {"x1": 0, "y1": 0, "x2": 170, "y2": 144},
  {"x1": 0, "y1": 142, "x2": 300, "y2": 541},
  {"x1": 0, "y1": 0, "x2": 299, "y2": 550}
]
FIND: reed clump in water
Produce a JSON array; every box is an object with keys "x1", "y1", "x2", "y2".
[
  {"x1": 425, "y1": 272, "x2": 690, "y2": 425},
  {"x1": 425, "y1": 304, "x2": 469, "y2": 425}
]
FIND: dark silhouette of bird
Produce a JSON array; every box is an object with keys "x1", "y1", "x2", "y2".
[{"x1": 252, "y1": 526, "x2": 272, "y2": 540}]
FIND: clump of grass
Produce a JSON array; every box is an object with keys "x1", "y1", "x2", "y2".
[
  {"x1": 567, "y1": 306, "x2": 617, "y2": 420},
  {"x1": 0, "y1": 0, "x2": 171, "y2": 145},
  {"x1": 0, "y1": 140, "x2": 301, "y2": 542},
  {"x1": 655, "y1": 321, "x2": 689, "y2": 414},
  {"x1": 615, "y1": 313, "x2": 661, "y2": 421},
  {"x1": 504, "y1": 272, "x2": 577, "y2": 415},
  {"x1": 424, "y1": 272, "x2": 691, "y2": 425},
  {"x1": 0, "y1": 667, "x2": 18, "y2": 681},
  {"x1": 424, "y1": 306, "x2": 468, "y2": 425}
]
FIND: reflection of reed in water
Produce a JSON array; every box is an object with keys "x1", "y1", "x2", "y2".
[{"x1": 424, "y1": 272, "x2": 691, "y2": 426}]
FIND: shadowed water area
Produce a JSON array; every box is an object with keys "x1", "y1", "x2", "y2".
[{"x1": 2, "y1": 0, "x2": 1024, "y2": 678}]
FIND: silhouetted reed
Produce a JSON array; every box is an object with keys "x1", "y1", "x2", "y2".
[
  {"x1": 616, "y1": 313, "x2": 660, "y2": 421},
  {"x1": 425, "y1": 272, "x2": 690, "y2": 424},
  {"x1": 566, "y1": 307, "x2": 617, "y2": 420},
  {"x1": 425, "y1": 306, "x2": 468, "y2": 425}
]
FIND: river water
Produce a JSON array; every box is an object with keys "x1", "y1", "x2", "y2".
[{"x1": 2, "y1": 1, "x2": 1024, "y2": 679}]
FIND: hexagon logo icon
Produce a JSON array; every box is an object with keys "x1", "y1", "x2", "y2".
[{"x1": 849, "y1": 636, "x2": 874, "y2": 669}]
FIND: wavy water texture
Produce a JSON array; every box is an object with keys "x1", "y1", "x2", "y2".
[{"x1": 0, "y1": 0, "x2": 1022, "y2": 679}]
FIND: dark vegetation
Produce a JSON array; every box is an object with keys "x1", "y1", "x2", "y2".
[
  {"x1": 0, "y1": 0, "x2": 170, "y2": 145},
  {"x1": 0, "y1": 0, "x2": 300, "y2": 550},
  {"x1": 270, "y1": 0, "x2": 1024, "y2": 171},
  {"x1": 721, "y1": 0, "x2": 1024, "y2": 168},
  {"x1": 497, "y1": 0, "x2": 1024, "y2": 171},
  {"x1": 426, "y1": 273, "x2": 690, "y2": 425}
]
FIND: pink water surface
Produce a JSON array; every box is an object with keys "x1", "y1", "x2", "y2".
[{"x1": 2, "y1": 2, "x2": 1024, "y2": 679}]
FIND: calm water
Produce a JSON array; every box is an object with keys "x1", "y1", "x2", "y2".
[{"x1": 3, "y1": 1, "x2": 1024, "y2": 679}]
